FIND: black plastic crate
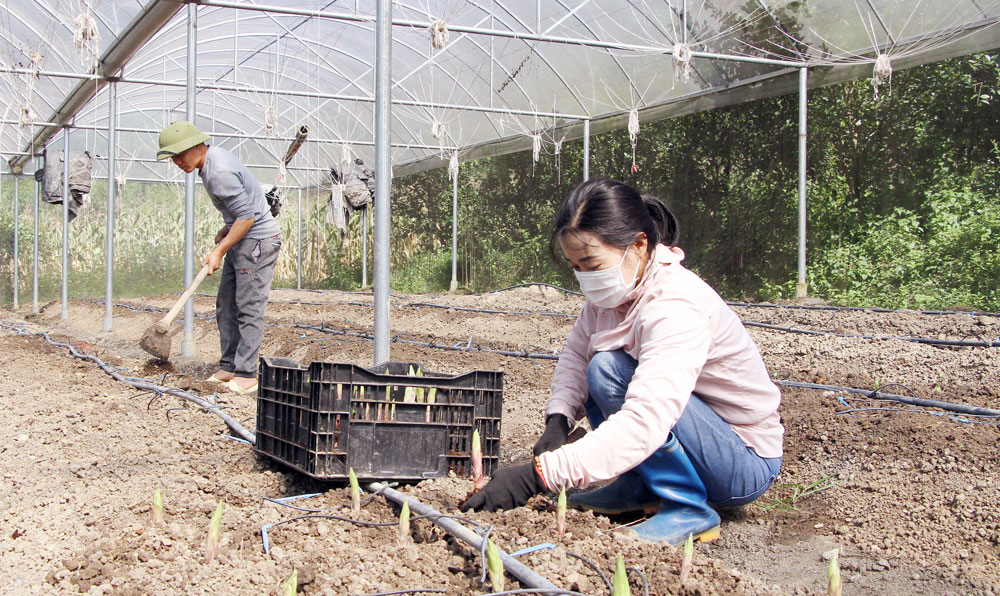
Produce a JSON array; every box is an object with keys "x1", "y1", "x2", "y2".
[{"x1": 255, "y1": 358, "x2": 502, "y2": 481}]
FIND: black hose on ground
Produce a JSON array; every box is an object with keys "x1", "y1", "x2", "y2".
[
  {"x1": 743, "y1": 320, "x2": 1000, "y2": 347},
  {"x1": 772, "y1": 379, "x2": 1000, "y2": 417},
  {"x1": 0, "y1": 318, "x2": 256, "y2": 443}
]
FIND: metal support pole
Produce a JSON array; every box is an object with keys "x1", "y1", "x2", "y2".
[
  {"x1": 32, "y1": 168, "x2": 39, "y2": 314},
  {"x1": 13, "y1": 175, "x2": 19, "y2": 310},
  {"x1": 61, "y1": 130, "x2": 69, "y2": 320},
  {"x1": 372, "y1": 0, "x2": 392, "y2": 365},
  {"x1": 361, "y1": 206, "x2": 368, "y2": 289},
  {"x1": 296, "y1": 188, "x2": 302, "y2": 290},
  {"x1": 182, "y1": 4, "x2": 198, "y2": 356},
  {"x1": 450, "y1": 164, "x2": 458, "y2": 292},
  {"x1": 582, "y1": 119, "x2": 590, "y2": 181},
  {"x1": 103, "y1": 81, "x2": 118, "y2": 332},
  {"x1": 796, "y1": 67, "x2": 808, "y2": 298}
]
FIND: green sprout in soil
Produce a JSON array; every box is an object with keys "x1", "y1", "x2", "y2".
[
  {"x1": 556, "y1": 488, "x2": 567, "y2": 538},
  {"x1": 679, "y1": 532, "x2": 694, "y2": 586},
  {"x1": 612, "y1": 553, "x2": 631, "y2": 596},
  {"x1": 398, "y1": 499, "x2": 411, "y2": 545},
  {"x1": 151, "y1": 489, "x2": 164, "y2": 525},
  {"x1": 471, "y1": 429, "x2": 486, "y2": 491},
  {"x1": 828, "y1": 549, "x2": 842, "y2": 596},
  {"x1": 758, "y1": 475, "x2": 837, "y2": 512},
  {"x1": 349, "y1": 468, "x2": 361, "y2": 514},
  {"x1": 281, "y1": 569, "x2": 298, "y2": 596},
  {"x1": 486, "y1": 538, "x2": 504, "y2": 592},
  {"x1": 205, "y1": 501, "x2": 224, "y2": 563}
]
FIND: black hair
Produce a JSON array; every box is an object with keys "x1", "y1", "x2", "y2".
[{"x1": 549, "y1": 177, "x2": 679, "y2": 261}]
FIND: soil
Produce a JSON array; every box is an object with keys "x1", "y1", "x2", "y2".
[{"x1": 1, "y1": 286, "x2": 998, "y2": 596}]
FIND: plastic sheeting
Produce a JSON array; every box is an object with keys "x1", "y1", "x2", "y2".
[{"x1": 1, "y1": 1, "x2": 999, "y2": 183}]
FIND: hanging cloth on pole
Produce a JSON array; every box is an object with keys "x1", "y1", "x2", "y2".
[
  {"x1": 326, "y1": 158, "x2": 375, "y2": 233},
  {"x1": 34, "y1": 150, "x2": 93, "y2": 222}
]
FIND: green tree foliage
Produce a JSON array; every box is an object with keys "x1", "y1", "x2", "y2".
[{"x1": 392, "y1": 52, "x2": 1000, "y2": 310}]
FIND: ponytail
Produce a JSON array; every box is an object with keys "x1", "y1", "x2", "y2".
[{"x1": 641, "y1": 194, "x2": 680, "y2": 247}]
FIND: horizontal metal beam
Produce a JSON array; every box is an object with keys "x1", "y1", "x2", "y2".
[
  {"x1": 196, "y1": 0, "x2": 801, "y2": 68},
  {"x1": 7, "y1": 0, "x2": 184, "y2": 172},
  {"x1": 0, "y1": 66, "x2": 587, "y2": 121},
  {"x1": 0, "y1": 119, "x2": 446, "y2": 150}
]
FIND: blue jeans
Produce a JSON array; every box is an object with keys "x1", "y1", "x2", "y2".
[{"x1": 585, "y1": 350, "x2": 781, "y2": 507}]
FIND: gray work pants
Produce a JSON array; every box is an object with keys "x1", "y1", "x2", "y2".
[{"x1": 216, "y1": 234, "x2": 281, "y2": 377}]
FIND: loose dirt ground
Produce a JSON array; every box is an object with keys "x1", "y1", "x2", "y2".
[{"x1": 1, "y1": 286, "x2": 998, "y2": 595}]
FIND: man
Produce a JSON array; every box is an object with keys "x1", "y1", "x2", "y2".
[{"x1": 157, "y1": 121, "x2": 282, "y2": 394}]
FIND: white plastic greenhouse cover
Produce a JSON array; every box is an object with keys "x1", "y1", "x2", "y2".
[{"x1": 1, "y1": 0, "x2": 999, "y2": 184}]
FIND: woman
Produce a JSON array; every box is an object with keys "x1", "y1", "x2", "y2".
[{"x1": 462, "y1": 177, "x2": 783, "y2": 546}]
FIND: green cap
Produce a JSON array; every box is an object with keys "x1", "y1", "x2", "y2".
[{"x1": 156, "y1": 121, "x2": 210, "y2": 160}]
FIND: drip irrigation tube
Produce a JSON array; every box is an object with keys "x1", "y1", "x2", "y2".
[
  {"x1": 295, "y1": 325, "x2": 561, "y2": 360},
  {"x1": 405, "y1": 302, "x2": 577, "y2": 319},
  {"x1": 0, "y1": 318, "x2": 255, "y2": 443},
  {"x1": 743, "y1": 321, "x2": 1000, "y2": 348},
  {"x1": 772, "y1": 379, "x2": 1000, "y2": 418},
  {"x1": 728, "y1": 301, "x2": 1000, "y2": 318},
  {"x1": 368, "y1": 482, "x2": 573, "y2": 596},
  {"x1": 472, "y1": 283, "x2": 582, "y2": 297}
]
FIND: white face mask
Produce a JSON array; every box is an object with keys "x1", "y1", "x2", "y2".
[{"x1": 574, "y1": 247, "x2": 638, "y2": 308}]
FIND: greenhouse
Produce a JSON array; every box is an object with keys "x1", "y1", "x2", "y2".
[{"x1": 1, "y1": 3, "x2": 999, "y2": 595}]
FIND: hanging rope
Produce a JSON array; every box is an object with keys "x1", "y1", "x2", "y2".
[
  {"x1": 627, "y1": 109, "x2": 640, "y2": 173},
  {"x1": 431, "y1": 120, "x2": 445, "y2": 140},
  {"x1": 531, "y1": 134, "x2": 542, "y2": 163},
  {"x1": 277, "y1": 161, "x2": 288, "y2": 185},
  {"x1": 448, "y1": 151, "x2": 459, "y2": 179},
  {"x1": 553, "y1": 137, "x2": 564, "y2": 184},
  {"x1": 17, "y1": 51, "x2": 41, "y2": 132},
  {"x1": 872, "y1": 54, "x2": 892, "y2": 99},
  {"x1": 73, "y1": 11, "x2": 100, "y2": 67},
  {"x1": 429, "y1": 20, "x2": 449, "y2": 51},
  {"x1": 340, "y1": 143, "x2": 352, "y2": 170},
  {"x1": 672, "y1": 43, "x2": 693, "y2": 83},
  {"x1": 18, "y1": 97, "x2": 35, "y2": 129},
  {"x1": 263, "y1": 104, "x2": 277, "y2": 134}
]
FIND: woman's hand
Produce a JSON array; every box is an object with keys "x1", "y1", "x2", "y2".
[
  {"x1": 460, "y1": 463, "x2": 544, "y2": 512},
  {"x1": 532, "y1": 414, "x2": 570, "y2": 456}
]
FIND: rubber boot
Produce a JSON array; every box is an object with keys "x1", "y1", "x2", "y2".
[
  {"x1": 567, "y1": 471, "x2": 660, "y2": 515},
  {"x1": 628, "y1": 434, "x2": 721, "y2": 546}
]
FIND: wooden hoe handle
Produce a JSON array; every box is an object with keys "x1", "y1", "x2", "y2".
[{"x1": 155, "y1": 265, "x2": 211, "y2": 333}]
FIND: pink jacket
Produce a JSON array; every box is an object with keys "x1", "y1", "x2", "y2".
[{"x1": 537, "y1": 244, "x2": 783, "y2": 490}]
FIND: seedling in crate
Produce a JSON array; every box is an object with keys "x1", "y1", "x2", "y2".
[
  {"x1": 415, "y1": 367, "x2": 425, "y2": 403},
  {"x1": 471, "y1": 429, "x2": 487, "y2": 491},
  {"x1": 398, "y1": 499, "x2": 411, "y2": 545},
  {"x1": 205, "y1": 501, "x2": 224, "y2": 563},
  {"x1": 556, "y1": 488, "x2": 567, "y2": 538},
  {"x1": 151, "y1": 489, "x2": 164, "y2": 525},
  {"x1": 612, "y1": 553, "x2": 630, "y2": 596},
  {"x1": 349, "y1": 468, "x2": 361, "y2": 514},
  {"x1": 486, "y1": 538, "x2": 504, "y2": 592},
  {"x1": 280, "y1": 569, "x2": 298, "y2": 596},
  {"x1": 828, "y1": 549, "x2": 842, "y2": 596},
  {"x1": 404, "y1": 366, "x2": 416, "y2": 403},
  {"x1": 678, "y1": 532, "x2": 693, "y2": 585}
]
